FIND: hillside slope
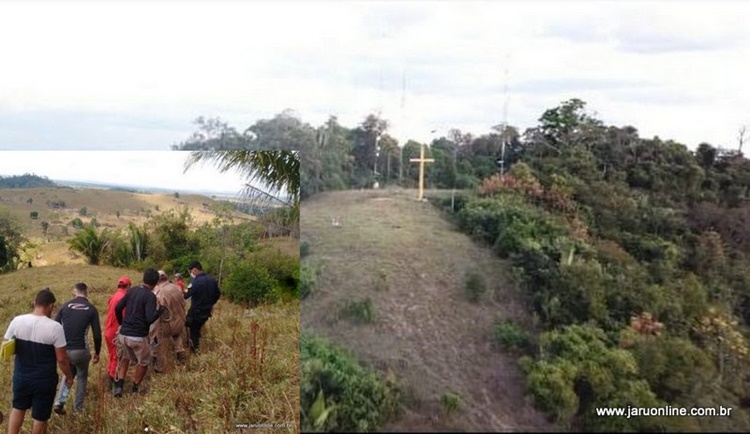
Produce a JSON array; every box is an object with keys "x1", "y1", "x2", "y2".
[
  {"x1": 0, "y1": 187, "x2": 255, "y2": 239},
  {"x1": 0, "y1": 264, "x2": 300, "y2": 433},
  {"x1": 301, "y1": 189, "x2": 552, "y2": 431}
]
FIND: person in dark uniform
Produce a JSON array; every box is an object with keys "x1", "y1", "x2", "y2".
[
  {"x1": 184, "y1": 261, "x2": 221, "y2": 353},
  {"x1": 51, "y1": 283, "x2": 102, "y2": 414}
]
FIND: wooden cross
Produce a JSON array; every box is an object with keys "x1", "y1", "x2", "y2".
[{"x1": 409, "y1": 144, "x2": 434, "y2": 201}]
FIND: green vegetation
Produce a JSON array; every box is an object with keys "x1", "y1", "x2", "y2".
[
  {"x1": 299, "y1": 98, "x2": 750, "y2": 430},
  {"x1": 0, "y1": 173, "x2": 56, "y2": 188},
  {"x1": 464, "y1": 271, "x2": 486, "y2": 302},
  {"x1": 339, "y1": 298, "x2": 375, "y2": 324},
  {"x1": 301, "y1": 333, "x2": 400, "y2": 432},
  {"x1": 492, "y1": 318, "x2": 532, "y2": 352},
  {"x1": 440, "y1": 392, "x2": 461, "y2": 415}
]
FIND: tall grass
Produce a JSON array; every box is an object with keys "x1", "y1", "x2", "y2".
[{"x1": 0, "y1": 265, "x2": 300, "y2": 433}]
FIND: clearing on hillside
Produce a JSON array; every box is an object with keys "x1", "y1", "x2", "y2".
[{"x1": 301, "y1": 189, "x2": 553, "y2": 432}]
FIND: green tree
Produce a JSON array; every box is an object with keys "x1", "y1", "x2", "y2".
[
  {"x1": 185, "y1": 150, "x2": 300, "y2": 237},
  {"x1": 68, "y1": 226, "x2": 112, "y2": 265}
]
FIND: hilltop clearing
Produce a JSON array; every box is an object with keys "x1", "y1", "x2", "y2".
[{"x1": 301, "y1": 188, "x2": 552, "y2": 431}]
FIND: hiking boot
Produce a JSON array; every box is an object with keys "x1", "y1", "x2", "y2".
[
  {"x1": 53, "y1": 404, "x2": 66, "y2": 415},
  {"x1": 113, "y1": 380, "x2": 124, "y2": 398},
  {"x1": 107, "y1": 376, "x2": 115, "y2": 391},
  {"x1": 176, "y1": 352, "x2": 186, "y2": 364},
  {"x1": 131, "y1": 383, "x2": 149, "y2": 395}
]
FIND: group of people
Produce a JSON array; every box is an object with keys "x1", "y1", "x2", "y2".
[{"x1": 2, "y1": 261, "x2": 221, "y2": 434}]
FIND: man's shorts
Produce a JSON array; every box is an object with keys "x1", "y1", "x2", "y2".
[
  {"x1": 119, "y1": 335, "x2": 152, "y2": 367},
  {"x1": 12, "y1": 374, "x2": 57, "y2": 421}
]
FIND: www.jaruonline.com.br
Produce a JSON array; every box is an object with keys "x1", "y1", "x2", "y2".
[{"x1": 596, "y1": 406, "x2": 733, "y2": 418}]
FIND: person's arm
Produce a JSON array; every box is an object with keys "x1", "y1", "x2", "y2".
[
  {"x1": 3, "y1": 317, "x2": 17, "y2": 341},
  {"x1": 145, "y1": 293, "x2": 165, "y2": 325},
  {"x1": 115, "y1": 292, "x2": 128, "y2": 325},
  {"x1": 55, "y1": 347, "x2": 74, "y2": 387},
  {"x1": 91, "y1": 309, "x2": 102, "y2": 362},
  {"x1": 52, "y1": 323, "x2": 74, "y2": 387},
  {"x1": 183, "y1": 281, "x2": 194, "y2": 300}
]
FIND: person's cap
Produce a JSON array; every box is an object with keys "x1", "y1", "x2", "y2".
[
  {"x1": 174, "y1": 272, "x2": 182, "y2": 278},
  {"x1": 158, "y1": 270, "x2": 168, "y2": 279},
  {"x1": 117, "y1": 276, "x2": 131, "y2": 286}
]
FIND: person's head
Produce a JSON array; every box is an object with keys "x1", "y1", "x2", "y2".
[
  {"x1": 188, "y1": 261, "x2": 203, "y2": 278},
  {"x1": 73, "y1": 282, "x2": 88, "y2": 297},
  {"x1": 143, "y1": 268, "x2": 159, "y2": 288},
  {"x1": 174, "y1": 272, "x2": 183, "y2": 280},
  {"x1": 157, "y1": 270, "x2": 169, "y2": 283},
  {"x1": 34, "y1": 287, "x2": 56, "y2": 317},
  {"x1": 117, "y1": 276, "x2": 132, "y2": 290}
]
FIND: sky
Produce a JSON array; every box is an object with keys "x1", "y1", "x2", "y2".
[
  {"x1": 0, "y1": 151, "x2": 253, "y2": 195},
  {"x1": 0, "y1": 1, "x2": 748, "y2": 151}
]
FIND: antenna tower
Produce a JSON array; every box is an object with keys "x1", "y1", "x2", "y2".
[{"x1": 500, "y1": 54, "x2": 510, "y2": 178}]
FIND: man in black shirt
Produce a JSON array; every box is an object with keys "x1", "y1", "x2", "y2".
[
  {"x1": 51, "y1": 283, "x2": 101, "y2": 414},
  {"x1": 184, "y1": 261, "x2": 221, "y2": 353},
  {"x1": 113, "y1": 269, "x2": 164, "y2": 397}
]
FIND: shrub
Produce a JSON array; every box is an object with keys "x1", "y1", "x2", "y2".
[
  {"x1": 492, "y1": 318, "x2": 531, "y2": 352},
  {"x1": 301, "y1": 333, "x2": 400, "y2": 432},
  {"x1": 340, "y1": 298, "x2": 375, "y2": 324},
  {"x1": 300, "y1": 263, "x2": 317, "y2": 299},
  {"x1": 440, "y1": 392, "x2": 461, "y2": 415},
  {"x1": 79, "y1": 206, "x2": 87, "y2": 216},
  {"x1": 223, "y1": 261, "x2": 277, "y2": 306},
  {"x1": 70, "y1": 217, "x2": 84, "y2": 229},
  {"x1": 301, "y1": 240, "x2": 311, "y2": 258},
  {"x1": 29, "y1": 211, "x2": 38, "y2": 219},
  {"x1": 249, "y1": 249, "x2": 299, "y2": 300},
  {"x1": 464, "y1": 271, "x2": 486, "y2": 302}
]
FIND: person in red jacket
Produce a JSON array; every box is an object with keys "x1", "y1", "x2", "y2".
[
  {"x1": 173, "y1": 273, "x2": 186, "y2": 292},
  {"x1": 104, "y1": 277, "x2": 130, "y2": 389}
]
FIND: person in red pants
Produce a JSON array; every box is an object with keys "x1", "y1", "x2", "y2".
[{"x1": 104, "y1": 277, "x2": 130, "y2": 389}]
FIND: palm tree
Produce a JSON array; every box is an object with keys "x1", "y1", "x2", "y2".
[
  {"x1": 68, "y1": 226, "x2": 111, "y2": 265},
  {"x1": 184, "y1": 150, "x2": 300, "y2": 236}
]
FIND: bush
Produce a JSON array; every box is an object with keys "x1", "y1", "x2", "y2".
[
  {"x1": 492, "y1": 318, "x2": 531, "y2": 352},
  {"x1": 29, "y1": 211, "x2": 38, "y2": 219},
  {"x1": 70, "y1": 217, "x2": 84, "y2": 229},
  {"x1": 301, "y1": 240, "x2": 311, "y2": 258},
  {"x1": 300, "y1": 263, "x2": 317, "y2": 299},
  {"x1": 440, "y1": 392, "x2": 461, "y2": 415},
  {"x1": 223, "y1": 262, "x2": 277, "y2": 306},
  {"x1": 249, "y1": 249, "x2": 299, "y2": 300},
  {"x1": 339, "y1": 298, "x2": 375, "y2": 324},
  {"x1": 301, "y1": 333, "x2": 400, "y2": 432},
  {"x1": 464, "y1": 271, "x2": 486, "y2": 302}
]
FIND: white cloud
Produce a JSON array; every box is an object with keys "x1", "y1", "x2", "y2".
[{"x1": 0, "y1": 1, "x2": 749, "y2": 150}]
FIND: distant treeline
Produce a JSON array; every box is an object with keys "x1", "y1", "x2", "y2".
[{"x1": 0, "y1": 174, "x2": 57, "y2": 189}]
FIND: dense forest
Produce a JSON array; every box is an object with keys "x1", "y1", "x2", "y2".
[
  {"x1": 294, "y1": 98, "x2": 750, "y2": 431},
  {"x1": 0, "y1": 173, "x2": 57, "y2": 188}
]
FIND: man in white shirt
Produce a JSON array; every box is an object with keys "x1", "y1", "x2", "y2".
[{"x1": 3, "y1": 288, "x2": 74, "y2": 434}]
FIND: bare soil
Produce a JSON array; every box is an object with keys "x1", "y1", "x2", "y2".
[{"x1": 301, "y1": 188, "x2": 555, "y2": 432}]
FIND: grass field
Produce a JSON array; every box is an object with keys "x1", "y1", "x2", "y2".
[
  {"x1": 0, "y1": 187, "x2": 255, "y2": 240},
  {"x1": 0, "y1": 264, "x2": 300, "y2": 433},
  {"x1": 301, "y1": 188, "x2": 553, "y2": 431}
]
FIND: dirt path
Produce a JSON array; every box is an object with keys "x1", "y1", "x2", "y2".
[{"x1": 301, "y1": 189, "x2": 553, "y2": 432}]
